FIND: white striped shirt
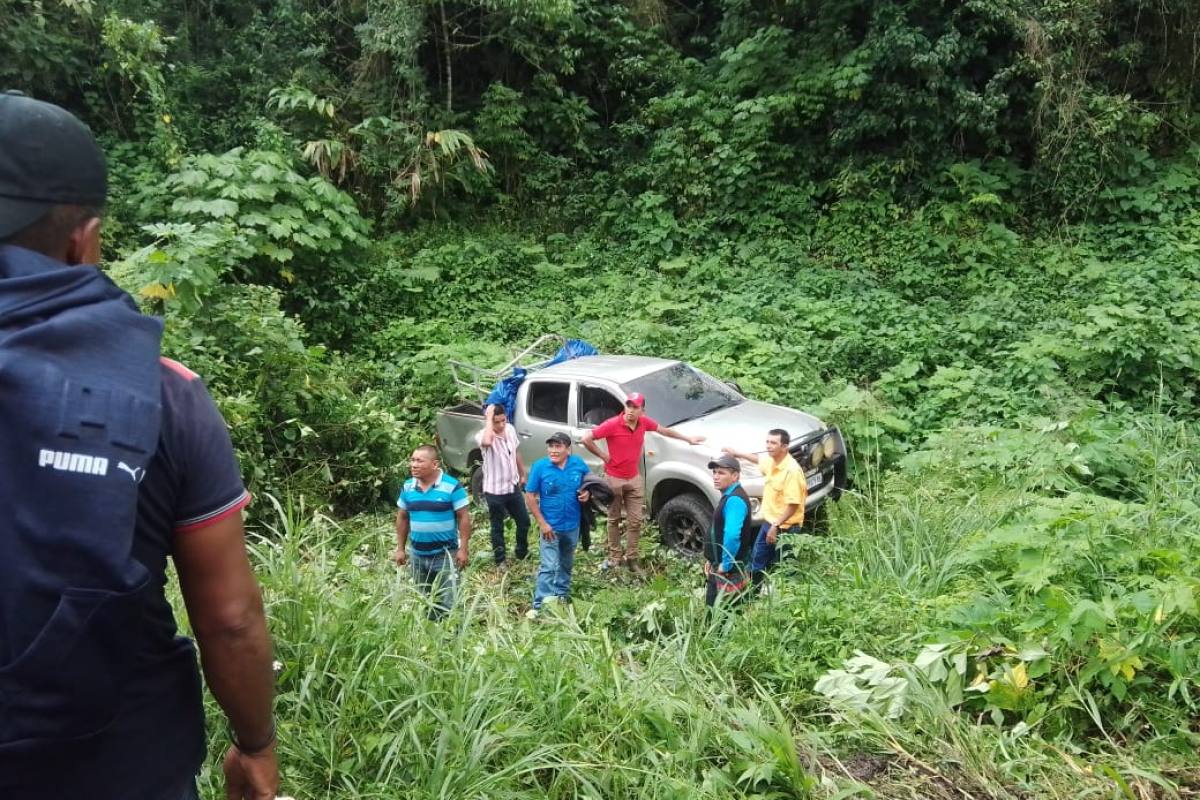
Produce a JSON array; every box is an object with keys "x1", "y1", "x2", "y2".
[{"x1": 475, "y1": 425, "x2": 521, "y2": 494}]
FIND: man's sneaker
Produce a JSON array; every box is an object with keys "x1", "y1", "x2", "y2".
[
  {"x1": 525, "y1": 608, "x2": 539, "y2": 619},
  {"x1": 495, "y1": 561, "x2": 510, "y2": 573},
  {"x1": 599, "y1": 559, "x2": 619, "y2": 572}
]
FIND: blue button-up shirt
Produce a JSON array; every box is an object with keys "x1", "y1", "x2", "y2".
[{"x1": 525, "y1": 454, "x2": 589, "y2": 531}]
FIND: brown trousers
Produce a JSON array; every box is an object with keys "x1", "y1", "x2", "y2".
[{"x1": 605, "y1": 474, "x2": 645, "y2": 562}]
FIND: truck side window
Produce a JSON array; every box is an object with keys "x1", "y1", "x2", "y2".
[
  {"x1": 578, "y1": 385, "x2": 622, "y2": 427},
  {"x1": 527, "y1": 381, "x2": 570, "y2": 423}
]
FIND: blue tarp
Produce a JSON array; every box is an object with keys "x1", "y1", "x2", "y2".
[{"x1": 484, "y1": 338, "x2": 598, "y2": 419}]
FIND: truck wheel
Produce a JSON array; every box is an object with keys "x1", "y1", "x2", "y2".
[
  {"x1": 655, "y1": 493, "x2": 712, "y2": 558},
  {"x1": 469, "y1": 462, "x2": 484, "y2": 505}
]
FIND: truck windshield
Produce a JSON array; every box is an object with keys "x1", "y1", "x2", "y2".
[{"x1": 622, "y1": 363, "x2": 744, "y2": 426}]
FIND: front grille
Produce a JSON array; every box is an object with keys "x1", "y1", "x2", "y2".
[
  {"x1": 789, "y1": 429, "x2": 828, "y2": 472},
  {"x1": 790, "y1": 428, "x2": 846, "y2": 500}
]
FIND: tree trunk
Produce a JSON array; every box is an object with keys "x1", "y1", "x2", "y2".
[{"x1": 440, "y1": 0, "x2": 452, "y2": 112}]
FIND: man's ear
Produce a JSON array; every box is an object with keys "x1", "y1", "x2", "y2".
[{"x1": 64, "y1": 216, "x2": 102, "y2": 265}]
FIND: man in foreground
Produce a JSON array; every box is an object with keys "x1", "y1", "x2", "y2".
[
  {"x1": 394, "y1": 444, "x2": 472, "y2": 619},
  {"x1": 722, "y1": 427, "x2": 806, "y2": 590},
  {"x1": 704, "y1": 454, "x2": 754, "y2": 609},
  {"x1": 582, "y1": 392, "x2": 705, "y2": 572},
  {"x1": 475, "y1": 403, "x2": 530, "y2": 568},
  {"x1": 0, "y1": 91, "x2": 277, "y2": 800},
  {"x1": 525, "y1": 432, "x2": 591, "y2": 613}
]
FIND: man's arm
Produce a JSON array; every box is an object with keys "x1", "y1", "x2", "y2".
[
  {"x1": 525, "y1": 491, "x2": 554, "y2": 539},
  {"x1": 515, "y1": 452, "x2": 528, "y2": 484},
  {"x1": 768, "y1": 504, "x2": 801, "y2": 528},
  {"x1": 394, "y1": 509, "x2": 410, "y2": 565},
  {"x1": 480, "y1": 405, "x2": 496, "y2": 447},
  {"x1": 580, "y1": 431, "x2": 609, "y2": 465},
  {"x1": 175, "y1": 514, "x2": 278, "y2": 800},
  {"x1": 721, "y1": 496, "x2": 749, "y2": 573},
  {"x1": 766, "y1": 470, "x2": 807, "y2": 539},
  {"x1": 763, "y1": 470, "x2": 801, "y2": 544},
  {"x1": 454, "y1": 506, "x2": 472, "y2": 568},
  {"x1": 657, "y1": 425, "x2": 705, "y2": 446},
  {"x1": 721, "y1": 446, "x2": 758, "y2": 463}
]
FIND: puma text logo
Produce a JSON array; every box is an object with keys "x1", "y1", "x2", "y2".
[
  {"x1": 38, "y1": 449, "x2": 109, "y2": 476},
  {"x1": 117, "y1": 462, "x2": 145, "y2": 483}
]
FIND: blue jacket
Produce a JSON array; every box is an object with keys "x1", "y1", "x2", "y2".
[{"x1": 0, "y1": 245, "x2": 169, "y2": 789}]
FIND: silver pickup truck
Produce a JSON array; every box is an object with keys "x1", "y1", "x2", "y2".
[{"x1": 435, "y1": 353, "x2": 847, "y2": 555}]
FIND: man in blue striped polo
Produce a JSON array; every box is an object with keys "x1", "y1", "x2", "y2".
[{"x1": 394, "y1": 445, "x2": 472, "y2": 620}]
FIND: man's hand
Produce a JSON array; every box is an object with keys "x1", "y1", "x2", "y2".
[
  {"x1": 394, "y1": 548, "x2": 409, "y2": 567},
  {"x1": 687, "y1": 434, "x2": 706, "y2": 445},
  {"x1": 539, "y1": 520, "x2": 555, "y2": 541},
  {"x1": 766, "y1": 525, "x2": 778, "y2": 545},
  {"x1": 222, "y1": 744, "x2": 279, "y2": 800},
  {"x1": 485, "y1": 404, "x2": 495, "y2": 420},
  {"x1": 454, "y1": 546, "x2": 469, "y2": 569},
  {"x1": 577, "y1": 489, "x2": 590, "y2": 503},
  {"x1": 703, "y1": 561, "x2": 712, "y2": 577},
  {"x1": 721, "y1": 446, "x2": 736, "y2": 457}
]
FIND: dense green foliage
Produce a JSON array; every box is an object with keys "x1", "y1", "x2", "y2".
[{"x1": 4, "y1": 0, "x2": 1200, "y2": 796}]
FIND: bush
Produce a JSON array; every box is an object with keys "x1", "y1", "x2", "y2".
[
  {"x1": 161, "y1": 284, "x2": 408, "y2": 515},
  {"x1": 114, "y1": 147, "x2": 370, "y2": 309}
]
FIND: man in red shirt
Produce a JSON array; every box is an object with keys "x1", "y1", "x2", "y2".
[{"x1": 582, "y1": 392, "x2": 704, "y2": 571}]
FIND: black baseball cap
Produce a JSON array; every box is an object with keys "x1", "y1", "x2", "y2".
[
  {"x1": 707, "y1": 454, "x2": 741, "y2": 472},
  {"x1": 545, "y1": 432, "x2": 572, "y2": 446},
  {"x1": 0, "y1": 90, "x2": 107, "y2": 239}
]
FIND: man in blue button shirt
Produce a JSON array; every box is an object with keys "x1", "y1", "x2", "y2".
[{"x1": 524, "y1": 432, "x2": 592, "y2": 612}]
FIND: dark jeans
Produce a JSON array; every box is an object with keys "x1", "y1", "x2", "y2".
[
  {"x1": 485, "y1": 491, "x2": 530, "y2": 564},
  {"x1": 411, "y1": 551, "x2": 458, "y2": 620},
  {"x1": 750, "y1": 522, "x2": 799, "y2": 587},
  {"x1": 705, "y1": 570, "x2": 749, "y2": 608}
]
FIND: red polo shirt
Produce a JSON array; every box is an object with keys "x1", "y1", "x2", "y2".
[{"x1": 592, "y1": 414, "x2": 659, "y2": 479}]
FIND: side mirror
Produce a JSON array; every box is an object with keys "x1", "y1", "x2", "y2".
[{"x1": 723, "y1": 380, "x2": 743, "y2": 394}]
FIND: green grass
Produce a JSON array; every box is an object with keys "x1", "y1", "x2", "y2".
[{"x1": 182, "y1": 434, "x2": 1199, "y2": 799}]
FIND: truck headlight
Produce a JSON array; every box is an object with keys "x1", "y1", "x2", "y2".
[{"x1": 822, "y1": 435, "x2": 837, "y2": 459}]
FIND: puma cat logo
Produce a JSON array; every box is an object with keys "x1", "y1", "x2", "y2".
[{"x1": 117, "y1": 462, "x2": 145, "y2": 483}]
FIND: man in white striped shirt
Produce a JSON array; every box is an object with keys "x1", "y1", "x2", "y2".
[{"x1": 475, "y1": 404, "x2": 530, "y2": 568}]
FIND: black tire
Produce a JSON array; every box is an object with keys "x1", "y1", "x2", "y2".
[
  {"x1": 469, "y1": 462, "x2": 484, "y2": 505},
  {"x1": 655, "y1": 493, "x2": 712, "y2": 558}
]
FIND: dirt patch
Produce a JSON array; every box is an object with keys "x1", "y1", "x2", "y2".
[
  {"x1": 815, "y1": 751, "x2": 999, "y2": 800},
  {"x1": 841, "y1": 753, "x2": 892, "y2": 782}
]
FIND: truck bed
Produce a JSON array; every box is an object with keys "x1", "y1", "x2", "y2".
[{"x1": 443, "y1": 402, "x2": 484, "y2": 417}]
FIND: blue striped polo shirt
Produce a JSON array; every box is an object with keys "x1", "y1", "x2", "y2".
[{"x1": 397, "y1": 470, "x2": 469, "y2": 553}]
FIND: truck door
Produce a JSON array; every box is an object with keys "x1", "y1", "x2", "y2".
[
  {"x1": 575, "y1": 383, "x2": 624, "y2": 473},
  {"x1": 517, "y1": 379, "x2": 573, "y2": 469}
]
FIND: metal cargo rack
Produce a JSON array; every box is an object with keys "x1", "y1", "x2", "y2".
[{"x1": 449, "y1": 334, "x2": 567, "y2": 405}]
